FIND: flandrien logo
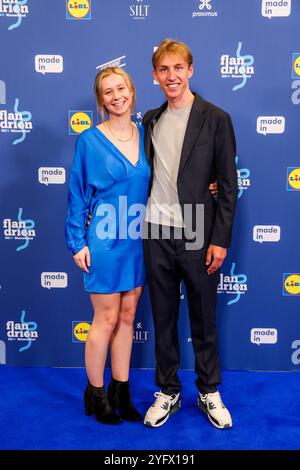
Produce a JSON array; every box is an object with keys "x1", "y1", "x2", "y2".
[
  {"x1": 66, "y1": 0, "x2": 91, "y2": 20},
  {"x1": 220, "y1": 42, "x2": 254, "y2": 91},
  {"x1": 68, "y1": 111, "x2": 92, "y2": 135},
  {"x1": 38, "y1": 167, "x2": 66, "y2": 185},
  {"x1": 3, "y1": 208, "x2": 36, "y2": 252},
  {"x1": 35, "y1": 55, "x2": 64, "y2": 75},
  {"x1": 96, "y1": 55, "x2": 126, "y2": 71},
  {"x1": 256, "y1": 116, "x2": 285, "y2": 135},
  {"x1": 0, "y1": 0, "x2": 29, "y2": 31},
  {"x1": 130, "y1": 0, "x2": 150, "y2": 19},
  {"x1": 291, "y1": 53, "x2": 300, "y2": 105},
  {"x1": 251, "y1": 328, "x2": 278, "y2": 346},
  {"x1": 41, "y1": 272, "x2": 68, "y2": 289},
  {"x1": 133, "y1": 322, "x2": 149, "y2": 343},
  {"x1": 218, "y1": 262, "x2": 248, "y2": 306},
  {"x1": 0, "y1": 98, "x2": 33, "y2": 144},
  {"x1": 283, "y1": 274, "x2": 300, "y2": 296},
  {"x1": 72, "y1": 321, "x2": 91, "y2": 343},
  {"x1": 192, "y1": 0, "x2": 218, "y2": 18},
  {"x1": 262, "y1": 0, "x2": 291, "y2": 19},
  {"x1": 236, "y1": 156, "x2": 250, "y2": 199},
  {"x1": 286, "y1": 167, "x2": 300, "y2": 191},
  {"x1": 253, "y1": 225, "x2": 281, "y2": 244},
  {"x1": 6, "y1": 310, "x2": 38, "y2": 352}
]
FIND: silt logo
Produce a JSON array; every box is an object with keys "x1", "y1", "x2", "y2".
[
  {"x1": 133, "y1": 322, "x2": 149, "y2": 343},
  {"x1": 286, "y1": 167, "x2": 300, "y2": 191},
  {"x1": 0, "y1": 0, "x2": 29, "y2": 31},
  {"x1": 130, "y1": 0, "x2": 150, "y2": 19},
  {"x1": 69, "y1": 111, "x2": 92, "y2": 135},
  {"x1": 3, "y1": 208, "x2": 36, "y2": 251},
  {"x1": 72, "y1": 321, "x2": 92, "y2": 342},
  {"x1": 66, "y1": 0, "x2": 91, "y2": 20},
  {"x1": 220, "y1": 42, "x2": 254, "y2": 91},
  {"x1": 283, "y1": 274, "x2": 300, "y2": 296}
]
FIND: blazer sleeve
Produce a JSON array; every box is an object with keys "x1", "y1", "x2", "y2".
[
  {"x1": 65, "y1": 135, "x2": 93, "y2": 255},
  {"x1": 211, "y1": 113, "x2": 238, "y2": 248}
]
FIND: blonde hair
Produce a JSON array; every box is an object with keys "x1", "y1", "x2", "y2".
[
  {"x1": 94, "y1": 67, "x2": 136, "y2": 121},
  {"x1": 152, "y1": 39, "x2": 193, "y2": 69}
]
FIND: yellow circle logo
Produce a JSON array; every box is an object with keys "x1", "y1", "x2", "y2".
[
  {"x1": 67, "y1": 1, "x2": 90, "y2": 19},
  {"x1": 294, "y1": 56, "x2": 300, "y2": 77},
  {"x1": 284, "y1": 275, "x2": 300, "y2": 295},
  {"x1": 70, "y1": 112, "x2": 92, "y2": 134},
  {"x1": 73, "y1": 322, "x2": 91, "y2": 342},
  {"x1": 288, "y1": 168, "x2": 300, "y2": 190}
]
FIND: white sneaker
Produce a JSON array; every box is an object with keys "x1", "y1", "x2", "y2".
[
  {"x1": 198, "y1": 391, "x2": 233, "y2": 429},
  {"x1": 144, "y1": 391, "x2": 181, "y2": 427}
]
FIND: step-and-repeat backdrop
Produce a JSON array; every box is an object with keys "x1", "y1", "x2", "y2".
[{"x1": 1, "y1": 0, "x2": 299, "y2": 370}]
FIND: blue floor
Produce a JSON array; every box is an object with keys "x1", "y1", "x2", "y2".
[{"x1": 0, "y1": 367, "x2": 299, "y2": 450}]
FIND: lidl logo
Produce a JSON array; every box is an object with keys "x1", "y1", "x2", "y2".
[
  {"x1": 69, "y1": 111, "x2": 92, "y2": 135},
  {"x1": 287, "y1": 167, "x2": 300, "y2": 191},
  {"x1": 292, "y1": 53, "x2": 300, "y2": 79},
  {"x1": 283, "y1": 274, "x2": 300, "y2": 296},
  {"x1": 72, "y1": 321, "x2": 92, "y2": 342},
  {"x1": 66, "y1": 0, "x2": 91, "y2": 20}
]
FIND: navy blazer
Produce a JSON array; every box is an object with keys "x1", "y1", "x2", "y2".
[{"x1": 142, "y1": 93, "x2": 238, "y2": 248}]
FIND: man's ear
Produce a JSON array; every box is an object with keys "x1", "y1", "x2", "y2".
[
  {"x1": 188, "y1": 64, "x2": 194, "y2": 79},
  {"x1": 153, "y1": 68, "x2": 158, "y2": 82}
]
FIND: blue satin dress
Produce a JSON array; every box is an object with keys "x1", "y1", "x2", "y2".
[{"x1": 65, "y1": 125, "x2": 151, "y2": 293}]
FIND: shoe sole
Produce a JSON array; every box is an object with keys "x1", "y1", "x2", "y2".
[
  {"x1": 197, "y1": 398, "x2": 232, "y2": 430},
  {"x1": 144, "y1": 399, "x2": 181, "y2": 428}
]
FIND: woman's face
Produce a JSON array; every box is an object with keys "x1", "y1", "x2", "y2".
[{"x1": 101, "y1": 73, "x2": 133, "y2": 118}]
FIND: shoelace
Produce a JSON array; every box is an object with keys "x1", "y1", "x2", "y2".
[
  {"x1": 207, "y1": 392, "x2": 225, "y2": 409},
  {"x1": 152, "y1": 392, "x2": 173, "y2": 410}
]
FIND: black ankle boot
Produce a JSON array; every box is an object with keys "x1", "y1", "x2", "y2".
[
  {"x1": 107, "y1": 378, "x2": 142, "y2": 422},
  {"x1": 84, "y1": 382, "x2": 122, "y2": 425}
]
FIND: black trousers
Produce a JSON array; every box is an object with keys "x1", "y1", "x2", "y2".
[{"x1": 143, "y1": 223, "x2": 221, "y2": 395}]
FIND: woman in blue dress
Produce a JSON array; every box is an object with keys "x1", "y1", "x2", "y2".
[{"x1": 65, "y1": 67, "x2": 151, "y2": 425}]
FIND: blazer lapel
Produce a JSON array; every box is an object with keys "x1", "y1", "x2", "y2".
[
  {"x1": 178, "y1": 93, "x2": 207, "y2": 177},
  {"x1": 144, "y1": 102, "x2": 168, "y2": 163}
]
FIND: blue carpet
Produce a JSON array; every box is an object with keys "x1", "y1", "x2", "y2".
[{"x1": 0, "y1": 367, "x2": 299, "y2": 450}]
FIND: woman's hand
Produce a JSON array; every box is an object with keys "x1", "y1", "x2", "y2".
[
  {"x1": 73, "y1": 246, "x2": 91, "y2": 273},
  {"x1": 209, "y1": 181, "x2": 218, "y2": 197},
  {"x1": 85, "y1": 213, "x2": 92, "y2": 229}
]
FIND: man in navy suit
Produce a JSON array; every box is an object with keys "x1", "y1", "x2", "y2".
[{"x1": 143, "y1": 39, "x2": 238, "y2": 429}]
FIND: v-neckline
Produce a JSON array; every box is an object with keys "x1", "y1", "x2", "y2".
[{"x1": 93, "y1": 124, "x2": 140, "y2": 168}]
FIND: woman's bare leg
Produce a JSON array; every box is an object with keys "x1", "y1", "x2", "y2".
[
  {"x1": 85, "y1": 292, "x2": 121, "y2": 387},
  {"x1": 110, "y1": 287, "x2": 143, "y2": 381}
]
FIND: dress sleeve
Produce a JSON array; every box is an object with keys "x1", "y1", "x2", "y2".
[{"x1": 65, "y1": 135, "x2": 93, "y2": 255}]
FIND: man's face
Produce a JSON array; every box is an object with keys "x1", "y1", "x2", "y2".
[{"x1": 153, "y1": 53, "x2": 194, "y2": 102}]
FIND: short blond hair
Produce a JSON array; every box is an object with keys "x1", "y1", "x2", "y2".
[
  {"x1": 94, "y1": 67, "x2": 136, "y2": 121},
  {"x1": 152, "y1": 39, "x2": 193, "y2": 69}
]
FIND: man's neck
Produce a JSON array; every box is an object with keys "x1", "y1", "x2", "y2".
[{"x1": 167, "y1": 90, "x2": 194, "y2": 110}]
